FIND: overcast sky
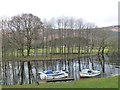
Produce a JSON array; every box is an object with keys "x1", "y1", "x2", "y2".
[{"x1": 0, "y1": 0, "x2": 119, "y2": 27}]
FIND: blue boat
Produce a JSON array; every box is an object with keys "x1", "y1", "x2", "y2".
[{"x1": 38, "y1": 70, "x2": 68, "y2": 80}]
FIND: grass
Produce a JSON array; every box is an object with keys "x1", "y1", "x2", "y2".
[
  {"x1": 2, "y1": 76, "x2": 119, "y2": 88},
  {"x1": 7, "y1": 47, "x2": 110, "y2": 56},
  {"x1": 3, "y1": 47, "x2": 110, "y2": 61}
]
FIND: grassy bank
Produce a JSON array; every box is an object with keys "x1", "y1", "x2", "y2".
[{"x1": 3, "y1": 76, "x2": 119, "y2": 88}]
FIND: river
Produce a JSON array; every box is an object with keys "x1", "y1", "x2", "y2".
[{"x1": 1, "y1": 54, "x2": 119, "y2": 85}]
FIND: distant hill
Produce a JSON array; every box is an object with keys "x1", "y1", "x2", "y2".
[
  {"x1": 102, "y1": 25, "x2": 120, "y2": 32},
  {"x1": 99, "y1": 25, "x2": 119, "y2": 39}
]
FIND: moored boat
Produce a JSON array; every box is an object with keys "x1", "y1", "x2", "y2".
[
  {"x1": 115, "y1": 66, "x2": 120, "y2": 68},
  {"x1": 80, "y1": 69, "x2": 101, "y2": 78},
  {"x1": 38, "y1": 70, "x2": 68, "y2": 80}
]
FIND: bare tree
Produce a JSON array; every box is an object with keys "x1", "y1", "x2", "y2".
[
  {"x1": 8, "y1": 15, "x2": 25, "y2": 56},
  {"x1": 8, "y1": 14, "x2": 43, "y2": 57},
  {"x1": 21, "y1": 14, "x2": 43, "y2": 56}
]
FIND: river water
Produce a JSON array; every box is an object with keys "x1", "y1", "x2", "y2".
[{"x1": 1, "y1": 55, "x2": 120, "y2": 85}]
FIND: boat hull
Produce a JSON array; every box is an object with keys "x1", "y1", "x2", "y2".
[
  {"x1": 39, "y1": 70, "x2": 68, "y2": 80},
  {"x1": 80, "y1": 69, "x2": 101, "y2": 78},
  {"x1": 46, "y1": 74, "x2": 67, "y2": 79},
  {"x1": 80, "y1": 73, "x2": 101, "y2": 78}
]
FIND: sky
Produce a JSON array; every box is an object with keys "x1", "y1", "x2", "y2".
[{"x1": 0, "y1": 0, "x2": 119, "y2": 27}]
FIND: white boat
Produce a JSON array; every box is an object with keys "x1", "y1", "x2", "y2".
[
  {"x1": 80, "y1": 69, "x2": 101, "y2": 78},
  {"x1": 38, "y1": 70, "x2": 68, "y2": 80},
  {"x1": 115, "y1": 66, "x2": 120, "y2": 68}
]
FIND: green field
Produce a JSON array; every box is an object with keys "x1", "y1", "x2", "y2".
[
  {"x1": 14, "y1": 47, "x2": 110, "y2": 56},
  {"x1": 3, "y1": 47, "x2": 110, "y2": 61},
  {"x1": 2, "y1": 76, "x2": 119, "y2": 88}
]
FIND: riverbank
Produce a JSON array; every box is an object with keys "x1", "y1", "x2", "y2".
[{"x1": 2, "y1": 76, "x2": 119, "y2": 88}]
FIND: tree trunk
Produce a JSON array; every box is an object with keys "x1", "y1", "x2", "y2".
[
  {"x1": 21, "y1": 48, "x2": 24, "y2": 56},
  {"x1": 20, "y1": 61, "x2": 24, "y2": 85},
  {"x1": 101, "y1": 46, "x2": 106, "y2": 74},
  {"x1": 78, "y1": 44, "x2": 81, "y2": 71},
  {"x1": 102, "y1": 54, "x2": 105, "y2": 74},
  {"x1": 4, "y1": 62, "x2": 7, "y2": 85},
  {"x1": 97, "y1": 46, "x2": 102, "y2": 56},
  {"x1": 28, "y1": 61, "x2": 31, "y2": 84},
  {"x1": 27, "y1": 46, "x2": 31, "y2": 56}
]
